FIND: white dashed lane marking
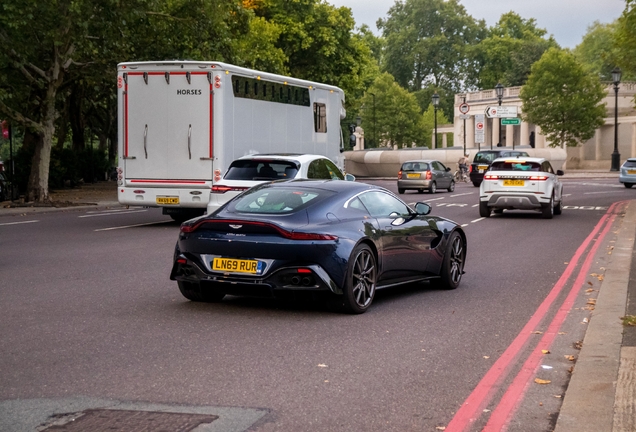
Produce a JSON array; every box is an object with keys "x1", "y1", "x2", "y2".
[{"x1": 0, "y1": 220, "x2": 39, "y2": 226}]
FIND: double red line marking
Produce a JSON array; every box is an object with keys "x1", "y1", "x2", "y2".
[{"x1": 446, "y1": 201, "x2": 625, "y2": 431}]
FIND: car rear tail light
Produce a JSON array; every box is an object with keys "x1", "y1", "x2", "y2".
[
  {"x1": 176, "y1": 258, "x2": 187, "y2": 264},
  {"x1": 180, "y1": 219, "x2": 338, "y2": 241},
  {"x1": 484, "y1": 174, "x2": 498, "y2": 180},
  {"x1": 398, "y1": 170, "x2": 403, "y2": 179},
  {"x1": 529, "y1": 175, "x2": 548, "y2": 181},
  {"x1": 425, "y1": 170, "x2": 432, "y2": 180},
  {"x1": 211, "y1": 185, "x2": 249, "y2": 194},
  {"x1": 297, "y1": 268, "x2": 312, "y2": 273},
  {"x1": 469, "y1": 165, "x2": 473, "y2": 173}
]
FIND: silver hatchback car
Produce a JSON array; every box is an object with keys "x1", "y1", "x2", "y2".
[{"x1": 397, "y1": 159, "x2": 454, "y2": 194}]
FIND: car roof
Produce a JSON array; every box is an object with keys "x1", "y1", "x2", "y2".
[
  {"x1": 403, "y1": 159, "x2": 439, "y2": 163},
  {"x1": 491, "y1": 156, "x2": 546, "y2": 163},
  {"x1": 236, "y1": 154, "x2": 328, "y2": 163}
]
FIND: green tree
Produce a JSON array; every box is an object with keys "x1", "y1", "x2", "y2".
[
  {"x1": 422, "y1": 103, "x2": 450, "y2": 148},
  {"x1": 574, "y1": 21, "x2": 619, "y2": 81},
  {"x1": 0, "y1": 0, "x2": 250, "y2": 202},
  {"x1": 359, "y1": 73, "x2": 427, "y2": 149},
  {"x1": 520, "y1": 48, "x2": 606, "y2": 148},
  {"x1": 468, "y1": 12, "x2": 558, "y2": 89},
  {"x1": 378, "y1": 0, "x2": 485, "y2": 93},
  {"x1": 254, "y1": 0, "x2": 378, "y2": 101},
  {"x1": 613, "y1": 0, "x2": 636, "y2": 80}
]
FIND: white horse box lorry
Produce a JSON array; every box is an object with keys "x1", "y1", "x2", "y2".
[{"x1": 116, "y1": 61, "x2": 346, "y2": 221}]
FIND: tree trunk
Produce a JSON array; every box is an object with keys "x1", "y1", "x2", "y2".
[
  {"x1": 69, "y1": 86, "x2": 85, "y2": 152},
  {"x1": 27, "y1": 65, "x2": 62, "y2": 203}
]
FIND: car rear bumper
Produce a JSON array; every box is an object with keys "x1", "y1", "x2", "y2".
[
  {"x1": 170, "y1": 254, "x2": 343, "y2": 295},
  {"x1": 619, "y1": 173, "x2": 636, "y2": 184},
  {"x1": 397, "y1": 179, "x2": 433, "y2": 189},
  {"x1": 481, "y1": 193, "x2": 547, "y2": 210}
]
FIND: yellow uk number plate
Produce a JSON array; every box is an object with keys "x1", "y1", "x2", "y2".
[
  {"x1": 628, "y1": 170, "x2": 636, "y2": 175},
  {"x1": 213, "y1": 258, "x2": 260, "y2": 274},
  {"x1": 503, "y1": 179, "x2": 525, "y2": 187},
  {"x1": 407, "y1": 173, "x2": 420, "y2": 179},
  {"x1": 156, "y1": 196, "x2": 179, "y2": 205},
  {"x1": 478, "y1": 165, "x2": 488, "y2": 173}
]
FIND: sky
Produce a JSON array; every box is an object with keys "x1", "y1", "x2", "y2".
[{"x1": 328, "y1": 0, "x2": 626, "y2": 49}]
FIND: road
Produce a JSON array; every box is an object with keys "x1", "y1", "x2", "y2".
[{"x1": 0, "y1": 178, "x2": 631, "y2": 431}]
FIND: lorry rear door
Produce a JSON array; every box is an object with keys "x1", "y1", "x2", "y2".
[{"x1": 123, "y1": 70, "x2": 213, "y2": 183}]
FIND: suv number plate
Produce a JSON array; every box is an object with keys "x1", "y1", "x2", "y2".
[
  {"x1": 503, "y1": 179, "x2": 525, "y2": 187},
  {"x1": 213, "y1": 258, "x2": 261, "y2": 274}
]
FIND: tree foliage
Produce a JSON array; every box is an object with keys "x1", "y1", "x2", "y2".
[
  {"x1": 468, "y1": 12, "x2": 558, "y2": 89},
  {"x1": 0, "y1": 0, "x2": 250, "y2": 202},
  {"x1": 613, "y1": 0, "x2": 636, "y2": 81},
  {"x1": 520, "y1": 48, "x2": 606, "y2": 148},
  {"x1": 359, "y1": 73, "x2": 427, "y2": 149},
  {"x1": 378, "y1": 0, "x2": 486, "y2": 93},
  {"x1": 574, "y1": 21, "x2": 619, "y2": 81}
]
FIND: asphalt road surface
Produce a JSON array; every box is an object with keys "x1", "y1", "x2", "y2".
[{"x1": 0, "y1": 178, "x2": 632, "y2": 432}]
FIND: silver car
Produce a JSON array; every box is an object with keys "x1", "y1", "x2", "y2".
[
  {"x1": 397, "y1": 160, "x2": 454, "y2": 194},
  {"x1": 619, "y1": 158, "x2": 636, "y2": 188}
]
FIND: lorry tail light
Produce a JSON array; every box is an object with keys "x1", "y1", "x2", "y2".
[
  {"x1": 211, "y1": 185, "x2": 249, "y2": 194},
  {"x1": 214, "y1": 169, "x2": 222, "y2": 182}
]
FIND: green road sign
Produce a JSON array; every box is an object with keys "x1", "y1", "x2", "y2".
[{"x1": 501, "y1": 117, "x2": 521, "y2": 125}]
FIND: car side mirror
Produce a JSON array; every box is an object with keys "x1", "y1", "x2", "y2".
[
  {"x1": 415, "y1": 202, "x2": 431, "y2": 215},
  {"x1": 345, "y1": 173, "x2": 356, "y2": 182},
  {"x1": 556, "y1": 170, "x2": 564, "y2": 176},
  {"x1": 446, "y1": 167, "x2": 451, "y2": 172}
]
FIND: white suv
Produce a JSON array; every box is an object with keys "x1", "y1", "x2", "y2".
[
  {"x1": 206, "y1": 154, "x2": 352, "y2": 214},
  {"x1": 479, "y1": 157, "x2": 564, "y2": 219}
]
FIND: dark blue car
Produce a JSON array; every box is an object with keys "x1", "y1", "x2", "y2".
[{"x1": 170, "y1": 180, "x2": 467, "y2": 314}]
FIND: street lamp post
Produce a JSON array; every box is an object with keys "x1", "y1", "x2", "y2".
[
  {"x1": 432, "y1": 93, "x2": 440, "y2": 149},
  {"x1": 611, "y1": 67, "x2": 622, "y2": 171},
  {"x1": 462, "y1": 94, "x2": 467, "y2": 155},
  {"x1": 494, "y1": 83, "x2": 504, "y2": 149},
  {"x1": 369, "y1": 92, "x2": 376, "y2": 148}
]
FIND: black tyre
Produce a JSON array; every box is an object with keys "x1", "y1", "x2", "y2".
[
  {"x1": 341, "y1": 244, "x2": 376, "y2": 314},
  {"x1": 625, "y1": 183, "x2": 633, "y2": 189},
  {"x1": 178, "y1": 281, "x2": 225, "y2": 302},
  {"x1": 429, "y1": 182, "x2": 437, "y2": 194},
  {"x1": 554, "y1": 198, "x2": 562, "y2": 215},
  {"x1": 432, "y1": 231, "x2": 465, "y2": 290},
  {"x1": 398, "y1": 188, "x2": 405, "y2": 194},
  {"x1": 479, "y1": 201, "x2": 491, "y2": 218},
  {"x1": 448, "y1": 180, "x2": 455, "y2": 192},
  {"x1": 541, "y1": 196, "x2": 554, "y2": 219}
]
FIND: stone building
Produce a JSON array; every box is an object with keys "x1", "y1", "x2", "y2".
[{"x1": 453, "y1": 83, "x2": 636, "y2": 169}]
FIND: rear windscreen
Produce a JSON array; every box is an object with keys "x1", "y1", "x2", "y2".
[
  {"x1": 490, "y1": 161, "x2": 542, "y2": 171},
  {"x1": 473, "y1": 153, "x2": 498, "y2": 163},
  {"x1": 224, "y1": 160, "x2": 299, "y2": 181},
  {"x1": 401, "y1": 162, "x2": 429, "y2": 171},
  {"x1": 231, "y1": 187, "x2": 333, "y2": 214},
  {"x1": 623, "y1": 160, "x2": 636, "y2": 168}
]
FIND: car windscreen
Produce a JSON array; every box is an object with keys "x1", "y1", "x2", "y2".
[
  {"x1": 230, "y1": 187, "x2": 334, "y2": 214},
  {"x1": 224, "y1": 160, "x2": 299, "y2": 181},
  {"x1": 490, "y1": 161, "x2": 542, "y2": 171},
  {"x1": 623, "y1": 160, "x2": 636, "y2": 168},
  {"x1": 401, "y1": 162, "x2": 429, "y2": 171}
]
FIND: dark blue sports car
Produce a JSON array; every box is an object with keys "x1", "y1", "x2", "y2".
[{"x1": 170, "y1": 180, "x2": 467, "y2": 313}]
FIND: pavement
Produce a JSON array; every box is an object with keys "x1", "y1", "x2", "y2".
[{"x1": 1, "y1": 171, "x2": 635, "y2": 431}]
